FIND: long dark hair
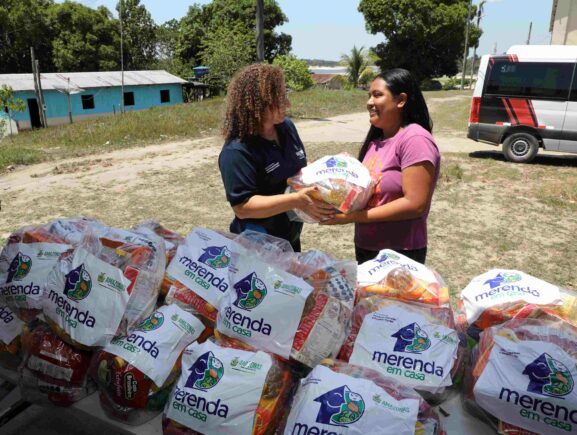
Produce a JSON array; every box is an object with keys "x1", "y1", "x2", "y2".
[{"x1": 358, "y1": 68, "x2": 433, "y2": 161}]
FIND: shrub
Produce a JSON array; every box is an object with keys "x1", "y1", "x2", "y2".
[{"x1": 273, "y1": 54, "x2": 314, "y2": 91}]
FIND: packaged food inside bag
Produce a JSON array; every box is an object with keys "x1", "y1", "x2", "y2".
[
  {"x1": 339, "y1": 298, "x2": 465, "y2": 404},
  {"x1": 0, "y1": 304, "x2": 24, "y2": 370},
  {"x1": 286, "y1": 153, "x2": 374, "y2": 223},
  {"x1": 281, "y1": 359, "x2": 444, "y2": 435},
  {"x1": 465, "y1": 317, "x2": 577, "y2": 435},
  {"x1": 133, "y1": 221, "x2": 185, "y2": 266},
  {"x1": 162, "y1": 339, "x2": 294, "y2": 435},
  {"x1": 356, "y1": 249, "x2": 449, "y2": 307},
  {"x1": 457, "y1": 269, "x2": 577, "y2": 340},
  {"x1": 19, "y1": 321, "x2": 95, "y2": 407}
]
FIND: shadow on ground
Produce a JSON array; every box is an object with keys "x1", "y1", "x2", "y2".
[{"x1": 469, "y1": 150, "x2": 577, "y2": 167}]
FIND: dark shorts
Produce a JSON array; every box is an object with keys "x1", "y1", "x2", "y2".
[{"x1": 355, "y1": 245, "x2": 427, "y2": 265}]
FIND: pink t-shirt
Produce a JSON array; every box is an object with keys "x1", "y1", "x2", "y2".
[{"x1": 355, "y1": 123, "x2": 440, "y2": 251}]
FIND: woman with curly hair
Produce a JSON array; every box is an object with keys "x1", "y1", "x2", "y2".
[{"x1": 218, "y1": 63, "x2": 334, "y2": 251}]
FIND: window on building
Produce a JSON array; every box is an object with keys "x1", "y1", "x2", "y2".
[
  {"x1": 486, "y1": 61, "x2": 574, "y2": 100},
  {"x1": 81, "y1": 95, "x2": 95, "y2": 110},
  {"x1": 124, "y1": 92, "x2": 135, "y2": 107},
  {"x1": 160, "y1": 89, "x2": 170, "y2": 103}
]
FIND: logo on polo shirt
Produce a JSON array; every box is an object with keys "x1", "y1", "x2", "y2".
[
  {"x1": 265, "y1": 162, "x2": 280, "y2": 173},
  {"x1": 296, "y1": 149, "x2": 305, "y2": 160}
]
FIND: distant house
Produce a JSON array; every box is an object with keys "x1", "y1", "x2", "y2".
[
  {"x1": 550, "y1": 0, "x2": 577, "y2": 44},
  {"x1": 311, "y1": 73, "x2": 345, "y2": 90},
  {"x1": 0, "y1": 70, "x2": 186, "y2": 130}
]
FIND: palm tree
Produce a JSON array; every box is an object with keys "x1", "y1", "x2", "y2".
[{"x1": 341, "y1": 46, "x2": 369, "y2": 88}]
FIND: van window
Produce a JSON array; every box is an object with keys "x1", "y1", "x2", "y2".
[{"x1": 486, "y1": 61, "x2": 573, "y2": 100}]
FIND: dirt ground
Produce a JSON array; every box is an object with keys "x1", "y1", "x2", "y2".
[{"x1": 1, "y1": 111, "x2": 576, "y2": 294}]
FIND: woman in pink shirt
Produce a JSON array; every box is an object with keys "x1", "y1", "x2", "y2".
[{"x1": 323, "y1": 69, "x2": 440, "y2": 264}]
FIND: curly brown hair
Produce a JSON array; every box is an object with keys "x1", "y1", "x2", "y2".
[{"x1": 223, "y1": 63, "x2": 287, "y2": 142}]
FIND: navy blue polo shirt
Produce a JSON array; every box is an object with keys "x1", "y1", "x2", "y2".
[{"x1": 218, "y1": 118, "x2": 307, "y2": 248}]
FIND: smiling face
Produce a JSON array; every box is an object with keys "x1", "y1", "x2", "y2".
[{"x1": 367, "y1": 77, "x2": 406, "y2": 135}]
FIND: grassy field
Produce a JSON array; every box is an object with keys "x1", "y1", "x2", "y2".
[{"x1": 0, "y1": 88, "x2": 472, "y2": 172}]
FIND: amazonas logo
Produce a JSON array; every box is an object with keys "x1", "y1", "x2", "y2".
[
  {"x1": 376, "y1": 252, "x2": 400, "y2": 263},
  {"x1": 233, "y1": 272, "x2": 267, "y2": 311},
  {"x1": 185, "y1": 351, "x2": 224, "y2": 391},
  {"x1": 326, "y1": 157, "x2": 348, "y2": 169},
  {"x1": 484, "y1": 272, "x2": 522, "y2": 289},
  {"x1": 7, "y1": 252, "x2": 32, "y2": 283},
  {"x1": 197, "y1": 246, "x2": 231, "y2": 269},
  {"x1": 63, "y1": 264, "x2": 92, "y2": 302},
  {"x1": 523, "y1": 353, "x2": 574, "y2": 398},
  {"x1": 392, "y1": 322, "x2": 431, "y2": 353},
  {"x1": 314, "y1": 385, "x2": 365, "y2": 427},
  {"x1": 136, "y1": 312, "x2": 164, "y2": 332}
]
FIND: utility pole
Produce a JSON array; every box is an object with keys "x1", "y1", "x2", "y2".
[
  {"x1": 256, "y1": 0, "x2": 265, "y2": 62},
  {"x1": 460, "y1": 0, "x2": 473, "y2": 90},
  {"x1": 526, "y1": 21, "x2": 533, "y2": 45},
  {"x1": 493, "y1": 42, "x2": 497, "y2": 55},
  {"x1": 30, "y1": 47, "x2": 46, "y2": 128},
  {"x1": 469, "y1": 0, "x2": 486, "y2": 89},
  {"x1": 119, "y1": 0, "x2": 125, "y2": 114}
]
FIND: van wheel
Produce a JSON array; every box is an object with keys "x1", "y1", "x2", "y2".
[{"x1": 502, "y1": 133, "x2": 539, "y2": 163}]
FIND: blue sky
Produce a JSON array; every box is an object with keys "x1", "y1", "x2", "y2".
[{"x1": 63, "y1": 0, "x2": 553, "y2": 61}]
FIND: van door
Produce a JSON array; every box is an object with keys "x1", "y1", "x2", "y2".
[{"x1": 560, "y1": 63, "x2": 577, "y2": 153}]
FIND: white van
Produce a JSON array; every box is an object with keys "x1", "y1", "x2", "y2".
[{"x1": 468, "y1": 45, "x2": 577, "y2": 163}]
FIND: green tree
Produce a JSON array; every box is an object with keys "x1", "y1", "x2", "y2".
[
  {"x1": 358, "y1": 0, "x2": 481, "y2": 81},
  {"x1": 272, "y1": 55, "x2": 313, "y2": 91},
  {"x1": 341, "y1": 45, "x2": 370, "y2": 88},
  {"x1": 117, "y1": 0, "x2": 157, "y2": 70},
  {"x1": 0, "y1": 85, "x2": 26, "y2": 138},
  {"x1": 48, "y1": 2, "x2": 120, "y2": 72}
]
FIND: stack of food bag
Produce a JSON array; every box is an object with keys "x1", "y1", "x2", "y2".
[
  {"x1": 134, "y1": 221, "x2": 185, "y2": 271},
  {"x1": 286, "y1": 153, "x2": 374, "y2": 222},
  {"x1": 465, "y1": 317, "x2": 577, "y2": 435},
  {"x1": 162, "y1": 337, "x2": 295, "y2": 435},
  {"x1": 457, "y1": 269, "x2": 577, "y2": 341},
  {"x1": 90, "y1": 304, "x2": 205, "y2": 424},
  {"x1": 281, "y1": 359, "x2": 444, "y2": 434},
  {"x1": 0, "y1": 304, "x2": 25, "y2": 370}
]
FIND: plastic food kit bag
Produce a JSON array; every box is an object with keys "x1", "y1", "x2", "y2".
[
  {"x1": 339, "y1": 298, "x2": 464, "y2": 404},
  {"x1": 164, "y1": 228, "x2": 241, "y2": 325},
  {"x1": 286, "y1": 153, "x2": 374, "y2": 223},
  {"x1": 465, "y1": 317, "x2": 577, "y2": 435},
  {"x1": 457, "y1": 269, "x2": 577, "y2": 340},
  {"x1": 281, "y1": 359, "x2": 444, "y2": 435},
  {"x1": 356, "y1": 249, "x2": 449, "y2": 307},
  {"x1": 0, "y1": 304, "x2": 25, "y2": 370},
  {"x1": 0, "y1": 225, "x2": 71, "y2": 322},
  {"x1": 91, "y1": 304, "x2": 205, "y2": 425},
  {"x1": 19, "y1": 321, "x2": 95, "y2": 407},
  {"x1": 162, "y1": 339, "x2": 294, "y2": 435}
]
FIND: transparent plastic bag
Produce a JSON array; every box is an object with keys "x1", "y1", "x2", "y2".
[
  {"x1": 286, "y1": 153, "x2": 375, "y2": 223},
  {"x1": 464, "y1": 317, "x2": 577, "y2": 435},
  {"x1": 0, "y1": 305, "x2": 24, "y2": 370},
  {"x1": 280, "y1": 359, "x2": 445, "y2": 435},
  {"x1": 133, "y1": 220, "x2": 185, "y2": 267}
]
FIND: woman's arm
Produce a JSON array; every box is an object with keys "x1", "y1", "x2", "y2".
[{"x1": 322, "y1": 161, "x2": 436, "y2": 225}]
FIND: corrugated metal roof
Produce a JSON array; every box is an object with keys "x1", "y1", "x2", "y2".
[{"x1": 0, "y1": 70, "x2": 186, "y2": 92}]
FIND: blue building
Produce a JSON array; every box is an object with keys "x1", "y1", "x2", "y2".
[{"x1": 0, "y1": 70, "x2": 186, "y2": 130}]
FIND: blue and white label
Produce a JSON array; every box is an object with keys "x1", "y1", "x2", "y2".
[
  {"x1": 461, "y1": 269, "x2": 562, "y2": 324},
  {"x1": 349, "y1": 304, "x2": 458, "y2": 392},
  {"x1": 301, "y1": 154, "x2": 372, "y2": 188},
  {"x1": 165, "y1": 340, "x2": 272, "y2": 435},
  {"x1": 0, "y1": 305, "x2": 24, "y2": 345},
  {"x1": 474, "y1": 335, "x2": 577, "y2": 434},
  {"x1": 284, "y1": 365, "x2": 420, "y2": 435}
]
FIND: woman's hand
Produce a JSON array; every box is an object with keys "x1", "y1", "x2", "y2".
[
  {"x1": 320, "y1": 212, "x2": 355, "y2": 225},
  {"x1": 292, "y1": 187, "x2": 337, "y2": 222}
]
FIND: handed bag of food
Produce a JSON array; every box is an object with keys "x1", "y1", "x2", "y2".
[
  {"x1": 0, "y1": 305, "x2": 25, "y2": 370},
  {"x1": 91, "y1": 304, "x2": 205, "y2": 425},
  {"x1": 457, "y1": 269, "x2": 577, "y2": 340},
  {"x1": 339, "y1": 297, "x2": 464, "y2": 404},
  {"x1": 281, "y1": 359, "x2": 444, "y2": 435},
  {"x1": 356, "y1": 249, "x2": 449, "y2": 307},
  {"x1": 465, "y1": 317, "x2": 577, "y2": 435},
  {"x1": 0, "y1": 224, "x2": 72, "y2": 322},
  {"x1": 163, "y1": 228, "x2": 240, "y2": 326},
  {"x1": 19, "y1": 321, "x2": 95, "y2": 407},
  {"x1": 162, "y1": 339, "x2": 294, "y2": 435},
  {"x1": 286, "y1": 153, "x2": 374, "y2": 223}
]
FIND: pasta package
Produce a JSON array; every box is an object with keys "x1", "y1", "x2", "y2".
[
  {"x1": 466, "y1": 318, "x2": 577, "y2": 435},
  {"x1": 0, "y1": 304, "x2": 24, "y2": 370},
  {"x1": 287, "y1": 153, "x2": 374, "y2": 223},
  {"x1": 162, "y1": 339, "x2": 294, "y2": 435},
  {"x1": 281, "y1": 360, "x2": 444, "y2": 435},
  {"x1": 457, "y1": 269, "x2": 577, "y2": 340},
  {"x1": 356, "y1": 249, "x2": 449, "y2": 307},
  {"x1": 339, "y1": 298, "x2": 464, "y2": 404},
  {"x1": 91, "y1": 305, "x2": 205, "y2": 425}
]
